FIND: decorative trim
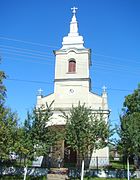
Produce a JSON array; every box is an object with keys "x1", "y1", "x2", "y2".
[
  {"x1": 54, "y1": 78, "x2": 91, "y2": 82},
  {"x1": 53, "y1": 48, "x2": 91, "y2": 55}
]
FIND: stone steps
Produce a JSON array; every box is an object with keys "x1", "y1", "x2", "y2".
[{"x1": 47, "y1": 174, "x2": 69, "y2": 180}]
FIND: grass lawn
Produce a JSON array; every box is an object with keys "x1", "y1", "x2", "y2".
[{"x1": 110, "y1": 161, "x2": 134, "y2": 170}]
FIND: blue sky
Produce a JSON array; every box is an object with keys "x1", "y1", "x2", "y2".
[{"x1": 0, "y1": 0, "x2": 140, "y2": 129}]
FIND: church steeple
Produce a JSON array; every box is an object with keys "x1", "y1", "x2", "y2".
[
  {"x1": 62, "y1": 6, "x2": 85, "y2": 49},
  {"x1": 54, "y1": 7, "x2": 91, "y2": 100},
  {"x1": 102, "y1": 86, "x2": 108, "y2": 110},
  {"x1": 68, "y1": 7, "x2": 79, "y2": 36}
]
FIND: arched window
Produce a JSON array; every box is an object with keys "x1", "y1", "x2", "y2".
[{"x1": 68, "y1": 59, "x2": 76, "y2": 73}]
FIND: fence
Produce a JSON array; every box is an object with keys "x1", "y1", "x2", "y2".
[
  {"x1": 0, "y1": 156, "x2": 140, "y2": 178},
  {"x1": 38, "y1": 156, "x2": 110, "y2": 169},
  {"x1": 0, "y1": 166, "x2": 140, "y2": 179},
  {"x1": 0, "y1": 155, "x2": 139, "y2": 169}
]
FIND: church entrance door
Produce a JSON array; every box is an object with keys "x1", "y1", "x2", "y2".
[{"x1": 64, "y1": 142, "x2": 77, "y2": 166}]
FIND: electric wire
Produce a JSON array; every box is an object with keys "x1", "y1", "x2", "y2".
[
  {"x1": 1, "y1": 49, "x2": 139, "y2": 75},
  {"x1": 0, "y1": 48, "x2": 54, "y2": 60},
  {"x1": 0, "y1": 35, "x2": 139, "y2": 91},
  {"x1": 0, "y1": 36, "x2": 59, "y2": 49},
  {"x1": 6, "y1": 77, "x2": 133, "y2": 92},
  {"x1": 0, "y1": 43, "x2": 140, "y2": 66},
  {"x1": 2, "y1": 55, "x2": 54, "y2": 65},
  {"x1": 0, "y1": 37, "x2": 139, "y2": 74},
  {"x1": 0, "y1": 44, "x2": 53, "y2": 56},
  {"x1": 0, "y1": 36, "x2": 140, "y2": 64}
]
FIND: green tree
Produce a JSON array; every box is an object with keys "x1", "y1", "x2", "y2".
[
  {"x1": 18, "y1": 101, "x2": 59, "y2": 166},
  {"x1": 61, "y1": 103, "x2": 111, "y2": 180},
  {"x1": 118, "y1": 84, "x2": 140, "y2": 157},
  {"x1": 118, "y1": 113, "x2": 140, "y2": 157},
  {"x1": 16, "y1": 102, "x2": 59, "y2": 180},
  {"x1": 123, "y1": 84, "x2": 140, "y2": 114},
  {"x1": 0, "y1": 69, "x2": 19, "y2": 161},
  {"x1": 0, "y1": 107, "x2": 19, "y2": 161},
  {"x1": 118, "y1": 84, "x2": 140, "y2": 180},
  {"x1": 31, "y1": 102, "x2": 58, "y2": 158},
  {"x1": 14, "y1": 112, "x2": 34, "y2": 165}
]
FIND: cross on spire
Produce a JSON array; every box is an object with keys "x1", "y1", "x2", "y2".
[
  {"x1": 71, "y1": 6, "x2": 78, "y2": 15},
  {"x1": 102, "y1": 85, "x2": 107, "y2": 92},
  {"x1": 38, "y1": 88, "x2": 43, "y2": 96}
]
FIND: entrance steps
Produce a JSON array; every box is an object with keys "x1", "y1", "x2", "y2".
[
  {"x1": 47, "y1": 168, "x2": 69, "y2": 180},
  {"x1": 47, "y1": 174, "x2": 69, "y2": 180}
]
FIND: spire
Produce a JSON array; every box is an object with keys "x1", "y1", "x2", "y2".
[
  {"x1": 37, "y1": 88, "x2": 43, "y2": 96},
  {"x1": 36, "y1": 88, "x2": 43, "y2": 109},
  {"x1": 102, "y1": 85, "x2": 107, "y2": 93},
  {"x1": 102, "y1": 86, "x2": 108, "y2": 110},
  {"x1": 69, "y1": 7, "x2": 79, "y2": 36},
  {"x1": 61, "y1": 7, "x2": 85, "y2": 49}
]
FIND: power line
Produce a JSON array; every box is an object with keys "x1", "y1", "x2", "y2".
[
  {"x1": 2, "y1": 53, "x2": 139, "y2": 76},
  {"x1": 0, "y1": 47, "x2": 54, "y2": 60},
  {"x1": 94, "y1": 62, "x2": 139, "y2": 71},
  {"x1": 0, "y1": 37, "x2": 140, "y2": 72},
  {"x1": 1, "y1": 50, "x2": 139, "y2": 77},
  {"x1": 2, "y1": 54, "x2": 139, "y2": 76},
  {"x1": 1, "y1": 51, "x2": 54, "y2": 62},
  {"x1": 2, "y1": 55, "x2": 54, "y2": 65},
  {"x1": 93, "y1": 64, "x2": 140, "y2": 75},
  {"x1": 6, "y1": 77, "x2": 133, "y2": 92},
  {"x1": 7, "y1": 78, "x2": 53, "y2": 85},
  {"x1": 0, "y1": 36, "x2": 139, "y2": 77},
  {"x1": 1, "y1": 36, "x2": 140, "y2": 65},
  {"x1": 1, "y1": 47, "x2": 139, "y2": 73},
  {"x1": 93, "y1": 52, "x2": 140, "y2": 64},
  {"x1": 1, "y1": 45, "x2": 139, "y2": 70},
  {"x1": 0, "y1": 36, "x2": 59, "y2": 49},
  {"x1": 0, "y1": 44, "x2": 53, "y2": 56}
]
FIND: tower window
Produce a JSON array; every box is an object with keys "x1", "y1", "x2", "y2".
[{"x1": 68, "y1": 60, "x2": 76, "y2": 73}]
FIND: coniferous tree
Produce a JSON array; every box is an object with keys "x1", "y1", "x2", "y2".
[
  {"x1": 18, "y1": 101, "x2": 59, "y2": 165},
  {"x1": 31, "y1": 101, "x2": 59, "y2": 157},
  {"x1": 62, "y1": 103, "x2": 110, "y2": 158},
  {"x1": 14, "y1": 112, "x2": 34, "y2": 164},
  {"x1": 61, "y1": 103, "x2": 111, "y2": 180}
]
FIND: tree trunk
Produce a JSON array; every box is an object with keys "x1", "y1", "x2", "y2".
[
  {"x1": 127, "y1": 156, "x2": 130, "y2": 180},
  {"x1": 23, "y1": 165, "x2": 27, "y2": 180},
  {"x1": 81, "y1": 159, "x2": 84, "y2": 180}
]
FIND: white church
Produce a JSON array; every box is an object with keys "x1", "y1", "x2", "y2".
[{"x1": 36, "y1": 7, "x2": 110, "y2": 168}]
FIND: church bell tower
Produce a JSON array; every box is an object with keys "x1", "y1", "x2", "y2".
[{"x1": 54, "y1": 7, "x2": 91, "y2": 109}]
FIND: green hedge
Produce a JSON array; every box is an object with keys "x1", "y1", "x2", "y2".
[{"x1": 0, "y1": 175, "x2": 46, "y2": 180}]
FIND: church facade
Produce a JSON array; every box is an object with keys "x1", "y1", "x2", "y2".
[{"x1": 36, "y1": 7, "x2": 110, "y2": 168}]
